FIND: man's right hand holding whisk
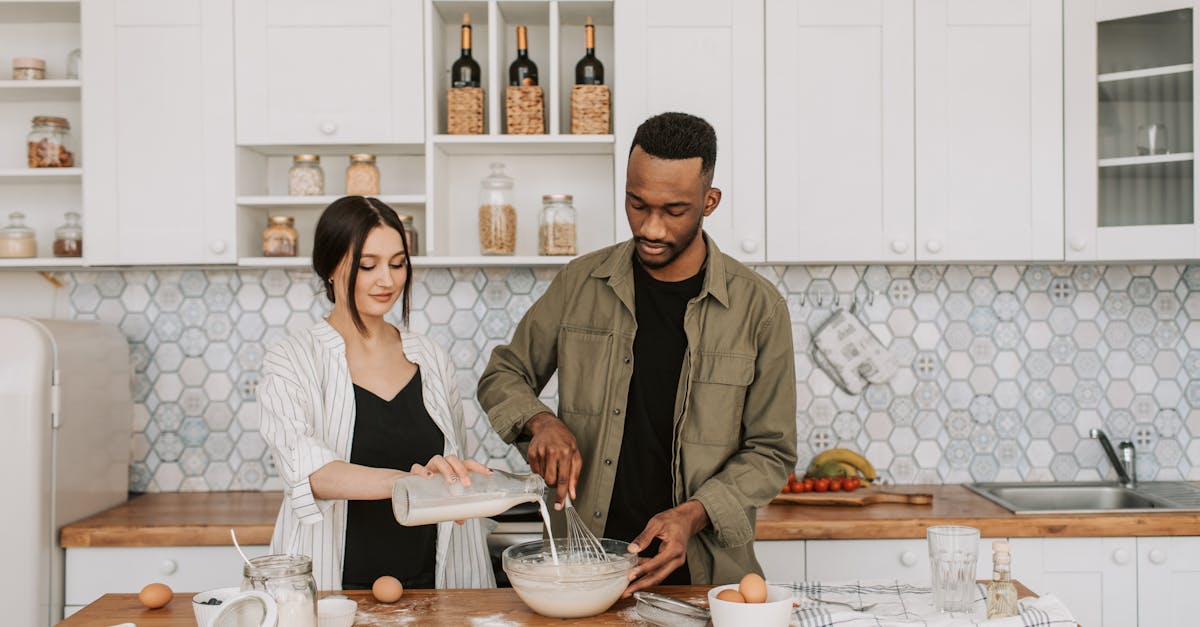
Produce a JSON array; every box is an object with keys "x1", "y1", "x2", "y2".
[{"x1": 523, "y1": 411, "x2": 582, "y2": 510}]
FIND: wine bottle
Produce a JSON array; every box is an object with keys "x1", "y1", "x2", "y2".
[
  {"x1": 574, "y1": 16, "x2": 604, "y2": 85},
  {"x1": 451, "y1": 13, "x2": 481, "y2": 88},
  {"x1": 509, "y1": 25, "x2": 539, "y2": 86}
]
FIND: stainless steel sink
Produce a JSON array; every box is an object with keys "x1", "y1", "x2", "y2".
[{"x1": 967, "y1": 481, "x2": 1200, "y2": 514}]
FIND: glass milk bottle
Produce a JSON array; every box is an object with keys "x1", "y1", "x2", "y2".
[
  {"x1": 392, "y1": 469, "x2": 545, "y2": 526},
  {"x1": 242, "y1": 554, "x2": 316, "y2": 627}
]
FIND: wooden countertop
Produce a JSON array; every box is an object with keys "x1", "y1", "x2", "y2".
[
  {"x1": 60, "y1": 485, "x2": 1200, "y2": 548},
  {"x1": 59, "y1": 583, "x2": 1044, "y2": 626}
]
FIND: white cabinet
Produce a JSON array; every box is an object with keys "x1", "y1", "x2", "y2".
[
  {"x1": 84, "y1": 0, "x2": 236, "y2": 264},
  {"x1": 754, "y1": 540, "x2": 806, "y2": 582},
  {"x1": 915, "y1": 0, "x2": 1063, "y2": 261},
  {"x1": 765, "y1": 0, "x2": 915, "y2": 263},
  {"x1": 65, "y1": 544, "x2": 269, "y2": 612},
  {"x1": 805, "y1": 538, "x2": 997, "y2": 582},
  {"x1": 1009, "y1": 537, "x2": 1138, "y2": 627},
  {"x1": 1065, "y1": 0, "x2": 1200, "y2": 260},
  {"x1": 1137, "y1": 537, "x2": 1200, "y2": 627},
  {"x1": 615, "y1": 0, "x2": 765, "y2": 262},
  {"x1": 234, "y1": 0, "x2": 424, "y2": 145}
]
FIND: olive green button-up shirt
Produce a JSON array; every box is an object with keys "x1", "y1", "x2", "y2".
[{"x1": 477, "y1": 235, "x2": 797, "y2": 584}]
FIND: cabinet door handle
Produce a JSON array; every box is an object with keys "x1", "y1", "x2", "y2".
[
  {"x1": 1149, "y1": 548, "x2": 1167, "y2": 565},
  {"x1": 210, "y1": 239, "x2": 227, "y2": 254},
  {"x1": 740, "y1": 238, "x2": 758, "y2": 253},
  {"x1": 319, "y1": 121, "x2": 338, "y2": 135},
  {"x1": 891, "y1": 239, "x2": 908, "y2": 254},
  {"x1": 159, "y1": 558, "x2": 178, "y2": 575},
  {"x1": 1111, "y1": 548, "x2": 1130, "y2": 565},
  {"x1": 1069, "y1": 237, "x2": 1087, "y2": 252},
  {"x1": 925, "y1": 239, "x2": 942, "y2": 254},
  {"x1": 899, "y1": 551, "x2": 917, "y2": 567}
]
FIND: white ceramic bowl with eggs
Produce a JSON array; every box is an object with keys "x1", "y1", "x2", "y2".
[{"x1": 707, "y1": 583, "x2": 794, "y2": 627}]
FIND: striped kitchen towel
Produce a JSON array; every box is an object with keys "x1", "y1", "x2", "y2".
[{"x1": 781, "y1": 580, "x2": 1078, "y2": 627}]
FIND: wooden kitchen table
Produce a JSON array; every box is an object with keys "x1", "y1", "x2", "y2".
[{"x1": 58, "y1": 582, "x2": 1045, "y2": 626}]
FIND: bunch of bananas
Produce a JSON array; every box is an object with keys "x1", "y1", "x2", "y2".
[{"x1": 804, "y1": 448, "x2": 877, "y2": 483}]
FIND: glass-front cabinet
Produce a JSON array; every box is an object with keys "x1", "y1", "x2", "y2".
[{"x1": 1067, "y1": 0, "x2": 1199, "y2": 260}]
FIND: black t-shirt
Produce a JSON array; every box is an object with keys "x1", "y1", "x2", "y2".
[
  {"x1": 603, "y1": 260, "x2": 704, "y2": 585},
  {"x1": 341, "y1": 368, "x2": 443, "y2": 590}
]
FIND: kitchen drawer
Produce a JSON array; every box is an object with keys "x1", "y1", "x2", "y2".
[
  {"x1": 754, "y1": 540, "x2": 806, "y2": 582},
  {"x1": 65, "y1": 545, "x2": 269, "y2": 606},
  {"x1": 806, "y1": 538, "x2": 999, "y2": 581}
]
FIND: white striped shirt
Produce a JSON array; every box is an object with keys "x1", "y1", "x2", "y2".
[{"x1": 258, "y1": 319, "x2": 496, "y2": 590}]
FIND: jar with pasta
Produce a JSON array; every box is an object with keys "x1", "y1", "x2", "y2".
[
  {"x1": 288, "y1": 154, "x2": 324, "y2": 196},
  {"x1": 538, "y1": 193, "x2": 576, "y2": 255},
  {"x1": 345, "y1": 153, "x2": 380, "y2": 195},
  {"x1": 27, "y1": 116, "x2": 74, "y2": 168},
  {"x1": 478, "y1": 162, "x2": 516, "y2": 255}
]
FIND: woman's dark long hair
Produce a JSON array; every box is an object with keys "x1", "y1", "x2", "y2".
[{"x1": 312, "y1": 196, "x2": 412, "y2": 335}]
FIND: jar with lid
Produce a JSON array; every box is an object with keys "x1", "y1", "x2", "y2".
[
  {"x1": 538, "y1": 193, "x2": 577, "y2": 255},
  {"x1": 66, "y1": 48, "x2": 82, "y2": 79},
  {"x1": 345, "y1": 153, "x2": 380, "y2": 195},
  {"x1": 399, "y1": 214, "x2": 419, "y2": 256},
  {"x1": 13, "y1": 57, "x2": 45, "y2": 80},
  {"x1": 241, "y1": 554, "x2": 316, "y2": 627},
  {"x1": 27, "y1": 116, "x2": 74, "y2": 168},
  {"x1": 262, "y1": 215, "x2": 298, "y2": 257},
  {"x1": 288, "y1": 155, "x2": 324, "y2": 196},
  {"x1": 53, "y1": 211, "x2": 82, "y2": 258},
  {"x1": 0, "y1": 212, "x2": 37, "y2": 258},
  {"x1": 479, "y1": 162, "x2": 516, "y2": 255}
]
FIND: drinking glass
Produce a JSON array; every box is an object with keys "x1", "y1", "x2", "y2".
[
  {"x1": 927, "y1": 525, "x2": 980, "y2": 612},
  {"x1": 1137, "y1": 123, "x2": 1168, "y2": 155}
]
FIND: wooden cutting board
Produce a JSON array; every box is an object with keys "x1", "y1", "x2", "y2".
[{"x1": 771, "y1": 486, "x2": 933, "y2": 507}]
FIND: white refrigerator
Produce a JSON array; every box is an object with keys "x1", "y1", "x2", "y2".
[{"x1": 0, "y1": 318, "x2": 133, "y2": 625}]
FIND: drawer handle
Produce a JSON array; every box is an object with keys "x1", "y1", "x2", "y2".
[
  {"x1": 159, "y1": 558, "x2": 178, "y2": 575},
  {"x1": 1111, "y1": 548, "x2": 1130, "y2": 566},
  {"x1": 925, "y1": 239, "x2": 942, "y2": 254},
  {"x1": 1149, "y1": 549, "x2": 1167, "y2": 565},
  {"x1": 899, "y1": 551, "x2": 917, "y2": 567},
  {"x1": 891, "y1": 239, "x2": 908, "y2": 254},
  {"x1": 320, "y1": 120, "x2": 338, "y2": 135},
  {"x1": 1069, "y1": 237, "x2": 1087, "y2": 252},
  {"x1": 740, "y1": 238, "x2": 758, "y2": 253},
  {"x1": 210, "y1": 239, "x2": 227, "y2": 254}
]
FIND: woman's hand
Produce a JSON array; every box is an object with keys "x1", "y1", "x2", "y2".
[{"x1": 409, "y1": 455, "x2": 493, "y2": 524}]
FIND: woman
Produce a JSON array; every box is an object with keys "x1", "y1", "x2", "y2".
[{"x1": 259, "y1": 196, "x2": 495, "y2": 590}]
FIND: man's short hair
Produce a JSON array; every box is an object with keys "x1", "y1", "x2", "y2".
[{"x1": 630, "y1": 112, "x2": 717, "y2": 179}]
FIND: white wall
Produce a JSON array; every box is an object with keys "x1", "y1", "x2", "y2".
[{"x1": 0, "y1": 272, "x2": 71, "y2": 319}]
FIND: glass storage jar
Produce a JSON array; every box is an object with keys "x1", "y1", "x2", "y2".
[
  {"x1": 538, "y1": 193, "x2": 577, "y2": 255},
  {"x1": 242, "y1": 554, "x2": 316, "y2": 627},
  {"x1": 27, "y1": 116, "x2": 74, "y2": 168},
  {"x1": 262, "y1": 215, "x2": 298, "y2": 257},
  {"x1": 53, "y1": 211, "x2": 82, "y2": 258},
  {"x1": 0, "y1": 212, "x2": 37, "y2": 258},
  {"x1": 66, "y1": 48, "x2": 81, "y2": 79},
  {"x1": 13, "y1": 57, "x2": 45, "y2": 80},
  {"x1": 479, "y1": 162, "x2": 516, "y2": 255},
  {"x1": 288, "y1": 154, "x2": 324, "y2": 196},
  {"x1": 399, "y1": 214, "x2": 419, "y2": 256},
  {"x1": 345, "y1": 153, "x2": 380, "y2": 195}
]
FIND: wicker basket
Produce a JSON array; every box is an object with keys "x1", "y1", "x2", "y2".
[
  {"x1": 570, "y1": 85, "x2": 610, "y2": 134},
  {"x1": 447, "y1": 87, "x2": 484, "y2": 135},
  {"x1": 505, "y1": 85, "x2": 545, "y2": 134}
]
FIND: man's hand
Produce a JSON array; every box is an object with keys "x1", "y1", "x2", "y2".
[
  {"x1": 622, "y1": 500, "x2": 710, "y2": 597},
  {"x1": 523, "y1": 412, "x2": 582, "y2": 510}
]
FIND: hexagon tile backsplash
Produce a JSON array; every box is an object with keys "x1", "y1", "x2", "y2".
[{"x1": 66, "y1": 264, "x2": 1200, "y2": 493}]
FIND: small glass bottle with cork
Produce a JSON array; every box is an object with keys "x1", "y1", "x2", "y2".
[{"x1": 986, "y1": 540, "x2": 1018, "y2": 618}]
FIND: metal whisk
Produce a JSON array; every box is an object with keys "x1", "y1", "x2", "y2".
[{"x1": 562, "y1": 497, "x2": 608, "y2": 563}]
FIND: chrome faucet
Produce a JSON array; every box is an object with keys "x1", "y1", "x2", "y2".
[{"x1": 1090, "y1": 428, "x2": 1136, "y2": 488}]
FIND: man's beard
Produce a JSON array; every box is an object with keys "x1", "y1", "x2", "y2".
[{"x1": 634, "y1": 217, "x2": 703, "y2": 270}]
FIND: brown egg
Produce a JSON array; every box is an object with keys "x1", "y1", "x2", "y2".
[
  {"x1": 138, "y1": 582, "x2": 173, "y2": 609},
  {"x1": 738, "y1": 572, "x2": 768, "y2": 604},
  {"x1": 372, "y1": 576, "x2": 404, "y2": 603},
  {"x1": 715, "y1": 588, "x2": 746, "y2": 604}
]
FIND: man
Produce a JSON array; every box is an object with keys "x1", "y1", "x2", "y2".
[{"x1": 478, "y1": 112, "x2": 796, "y2": 594}]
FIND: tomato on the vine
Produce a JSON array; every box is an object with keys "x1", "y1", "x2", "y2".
[
  {"x1": 814, "y1": 478, "x2": 831, "y2": 492},
  {"x1": 829, "y1": 477, "x2": 843, "y2": 492},
  {"x1": 844, "y1": 476, "x2": 862, "y2": 491}
]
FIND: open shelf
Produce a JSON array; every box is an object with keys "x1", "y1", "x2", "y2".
[
  {"x1": 237, "y1": 142, "x2": 425, "y2": 157},
  {"x1": 0, "y1": 167, "x2": 81, "y2": 182},
  {"x1": 0, "y1": 79, "x2": 79, "y2": 101},
  {"x1": 0, "y1": 1, "x2": 79, "y2": 24},
  {"x1": 1099, "y1": 63, "x2": 1193, "y2": 83},
  {"x1": 237, "y1": 194, "x2": 425, "y2": 208},
  {"x1": 0, "y1": 257, "x2": 82, "y2": 269},
  {"x1": 1099, "y1": 153, "x2": 1194, "y2": 167},
  {"x1": 432, "y1": 133, "x2": 613, "y2": 154},
  {"x1": 238, "y1": 254, "x2": 576, "y2": 268}
]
